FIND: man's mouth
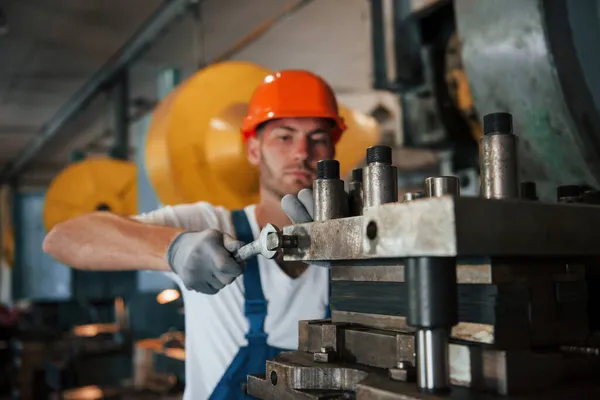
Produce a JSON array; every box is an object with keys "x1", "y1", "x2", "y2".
[{"x1": 286, "y1": 170, "x2": 313, "y2": 180}]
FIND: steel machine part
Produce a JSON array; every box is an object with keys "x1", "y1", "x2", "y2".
[
  {"x1": 425, "y1": 176, "x2": 460, "y2": 198},
  {"x1": 313, "y1": 160, "x2": 348, "y2": 221},
  {"x1": 407, "y1": 175, "x2": 459, "y2": 393},
  {"x1": 557, "y1": 185, "x2": 583, "y2": 204},
  {"x1": 363, "y1": 145, "x2": 398, "y2": 208},
  {"x1": 247, "y1": 111, "x2": 600, "y2": 399},
  {"x1": 455, "y1": 0, "x2": 600, "y2": 200},
  {"x1": 403, "y1": 191, "x2": 425, "y2": 202},
  {"x1": 348, "y1": 168, "x2": 364, "y2": 216},
  {"x1": 479, "y1": 113, "x2": 519, "y2": 200}
]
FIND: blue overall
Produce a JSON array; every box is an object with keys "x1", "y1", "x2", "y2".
[{"x1": 209, "y1": 210, "x2": 330, "y2": 399}]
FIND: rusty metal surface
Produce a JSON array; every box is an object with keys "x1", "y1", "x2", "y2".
[
  {"x1": 247, "y1": 347, "x2": 600, "y2": 399},
  {"x1": 284, "y1": 216, "x2": 364, "y2": 260}
]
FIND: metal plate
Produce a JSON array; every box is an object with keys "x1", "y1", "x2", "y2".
[
  {"x1": 283, "y1": 197, "x2": 600, "y2": 260},
  {"x1": 364, "y1": 197, "x2": 600, "y2": 257}
]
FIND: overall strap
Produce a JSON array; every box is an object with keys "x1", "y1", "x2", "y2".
[{"x1": 230, "y1": 209, "x2": 268, "y2": 344}]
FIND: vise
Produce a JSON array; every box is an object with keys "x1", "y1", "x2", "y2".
[{"x1": 247, "y1": 112, "x2": 600, "y2": 399}]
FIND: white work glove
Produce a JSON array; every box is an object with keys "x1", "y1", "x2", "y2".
[
  {"x1": 281, "y1": 188, "x2": 315, "y2": 224},
  {"x1": 281, "y1": 188, "x2": 331, "y2": 268},
  {"x1": 166, "y1": 230, "x2": 245, "y2": 294}
]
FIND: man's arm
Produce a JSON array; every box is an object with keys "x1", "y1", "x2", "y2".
[
  {"x1": 43, "y1": 202, "x2": 246, "y2": 295},
  {"x1": 42, "y1": 211, "x2": 183, "y2": 272}
]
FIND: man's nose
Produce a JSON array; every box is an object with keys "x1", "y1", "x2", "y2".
[{"x1": 292, "y1": 136, "x2": 308, "y2": 161}]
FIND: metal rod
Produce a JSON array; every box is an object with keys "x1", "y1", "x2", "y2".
[
  {"x1": 0, "y1": 0, "x2": 192, "y2": 185},
  {"x1": 416, "y1": 328, "x2": 450, "y2": 392},
  {"x1": 407, "y1": 175, "x2": 459, "y2": 393},
  {"x1": 479, "y1": 112, "x2": 519, "y2": 199},
  {"x1": 425, "y1": 176, "x2": 460, "y2": 197},
  {"x1": 363, "y1": 145, "x2": 398, "y2": 208},
  {"x1": 313, "y1": 160, "x2": 347, "y2": 221}
]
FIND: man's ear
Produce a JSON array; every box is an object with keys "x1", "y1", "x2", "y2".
[{"x1": 246, "y1": 136, "x2": 261, "y2": 166}]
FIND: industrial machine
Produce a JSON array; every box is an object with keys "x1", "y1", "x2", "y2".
[
  {"x1": 372, "y1": 0, "x2": 600, "y2": 201},
  {"x1": 246, "y1": 112, "x2": 600, "y2": 399}
]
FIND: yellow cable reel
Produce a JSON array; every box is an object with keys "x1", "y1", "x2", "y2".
[
  {"x1": 43, "y1": 157, "x2": 137, "y2": 232},
  {"x1": 1, "y1": 186, "x2": 14, "y2": 267},
  {"x1": 145, "y1": 61, "x2": 380, "y2": 209}
]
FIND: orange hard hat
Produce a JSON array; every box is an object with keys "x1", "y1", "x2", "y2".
[{"x1": 241, "y1": 70, "x2": 346, "y2": 142}]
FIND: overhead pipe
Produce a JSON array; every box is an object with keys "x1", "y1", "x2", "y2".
[
  {"x1": 109, "y1": 70, "x2": 130, "y2": 161},
  {"x1": 0, "y1": 0, "x2": 192, "y2": 185}
]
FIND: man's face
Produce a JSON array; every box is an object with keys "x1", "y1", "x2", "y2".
[{"x1": 246, "y1": 117, "x2": 336, "y2": 199}]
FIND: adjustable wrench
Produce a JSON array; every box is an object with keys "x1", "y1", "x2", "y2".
[{"x1": 233, "y1": 223, "x2": 297, "y2": 263}]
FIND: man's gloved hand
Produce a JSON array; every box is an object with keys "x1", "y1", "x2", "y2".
[
  {"x1": 166, "y1": 229, "x2": 244, "y2": 294},
  {"x1": 281, "y1": 188, "x2": 332, "y2": 268},
  {"x1": 281, "y1": 188, "x2": 314, "y2": 224}
]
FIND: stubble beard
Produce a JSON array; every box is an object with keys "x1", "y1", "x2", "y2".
[{"x1": 259, "y1": 150, "x2": 311, "y2": 200}]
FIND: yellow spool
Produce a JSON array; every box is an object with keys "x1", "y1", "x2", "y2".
[
  {"x1": 1, "y1": 186, "x2": 14, "y2": 267},
  {"x1": 146, "y1": 61, "x2": 380, "y2": 208},
  {"x1": 43, "y1": 158, "x2": 137, "y2": 232}
]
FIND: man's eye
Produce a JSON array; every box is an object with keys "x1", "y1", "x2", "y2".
[
  {"x1": 277, "y1": 135, "x2": 292, "y2": 141},
  {"x1": 311, "y1": 137, "x2": 328, "y2": 145}
]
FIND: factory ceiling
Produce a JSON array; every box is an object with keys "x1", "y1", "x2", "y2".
[{"x1": 0, "y1": 0, "x2": 316, "y2": 188}]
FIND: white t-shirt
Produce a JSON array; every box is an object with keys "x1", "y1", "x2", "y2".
[{"x1": 135, "y1": 202, "x2": 330, "y2": 400}]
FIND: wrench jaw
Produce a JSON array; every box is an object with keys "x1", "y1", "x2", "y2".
[{"x1": 259, "y1": 224, "x2": 280, "y2": 259}]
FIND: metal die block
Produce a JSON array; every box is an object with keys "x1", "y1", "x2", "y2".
[
  {"x1": 283, "y1": 217, "x2": 364, "y2": 261},
  {"x1": 298, "y1": 320, "x2": 341, "y2": 353},
  {"x1": 362, "y1": 196, "x2": 600, "y2": 258},
  {"x1": 298, "y1": 319, "x2": 414, "y2": 369}
]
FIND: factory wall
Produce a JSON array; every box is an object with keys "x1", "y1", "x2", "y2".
[{"x1": 229, "y1": 0, "x2": 403, "y2": 142}]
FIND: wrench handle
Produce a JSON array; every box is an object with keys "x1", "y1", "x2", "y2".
[{"x1": 233, "y1": 241, "x2": 260, "y2": 264}]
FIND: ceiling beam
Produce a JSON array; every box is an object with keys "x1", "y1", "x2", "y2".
[{"x1": 0, "y1": 0, "x2": 192, "y2": 185}]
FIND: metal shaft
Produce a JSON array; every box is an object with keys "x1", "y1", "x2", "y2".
[
  {"x1": 416, "y1": 328, "x2": 450, "y2": 392},
  {"x1": 479, "y1": 112, "x2": 519, "y2": 199},
  {"x1": 425, "y1": 177, "x2": 460, "y2": 197},
  {"x1": 313, "y1": 159, "x2": 348, "y2": 221},
  {"x1": 363, "y1": 145, "x2": 398, "y2": 208},
  {"x1": 234, "y1": 241, "x2": 261, "y2": 264},
  {"x1": 406, "y1": 176, "x2": 459, "y2": 393}
]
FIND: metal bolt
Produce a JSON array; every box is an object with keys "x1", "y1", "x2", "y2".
[
  {"x1": 389, "y1": 361, "x2": 415, "y2": 382},
  {"x1": 313, "y1": 347, "x2": 335, "y2": 363}
]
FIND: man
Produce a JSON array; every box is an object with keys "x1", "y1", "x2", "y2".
[{"x1": 43, "y1": 70, "x2": 346, "y2": 399}]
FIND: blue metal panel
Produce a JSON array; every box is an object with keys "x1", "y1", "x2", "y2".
[
  {"x1": 133, "y1": 115, "x2": 161, "y2": 215},
  {"x1": 13, "y1": 191, "x2": 71, "y2": 301},
  {"x1": 132, "y1": 112, "x2": 176, "y2": 293},
  {"x1": 132, "y1": 69, "x2": 182, "y2": 293}
]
